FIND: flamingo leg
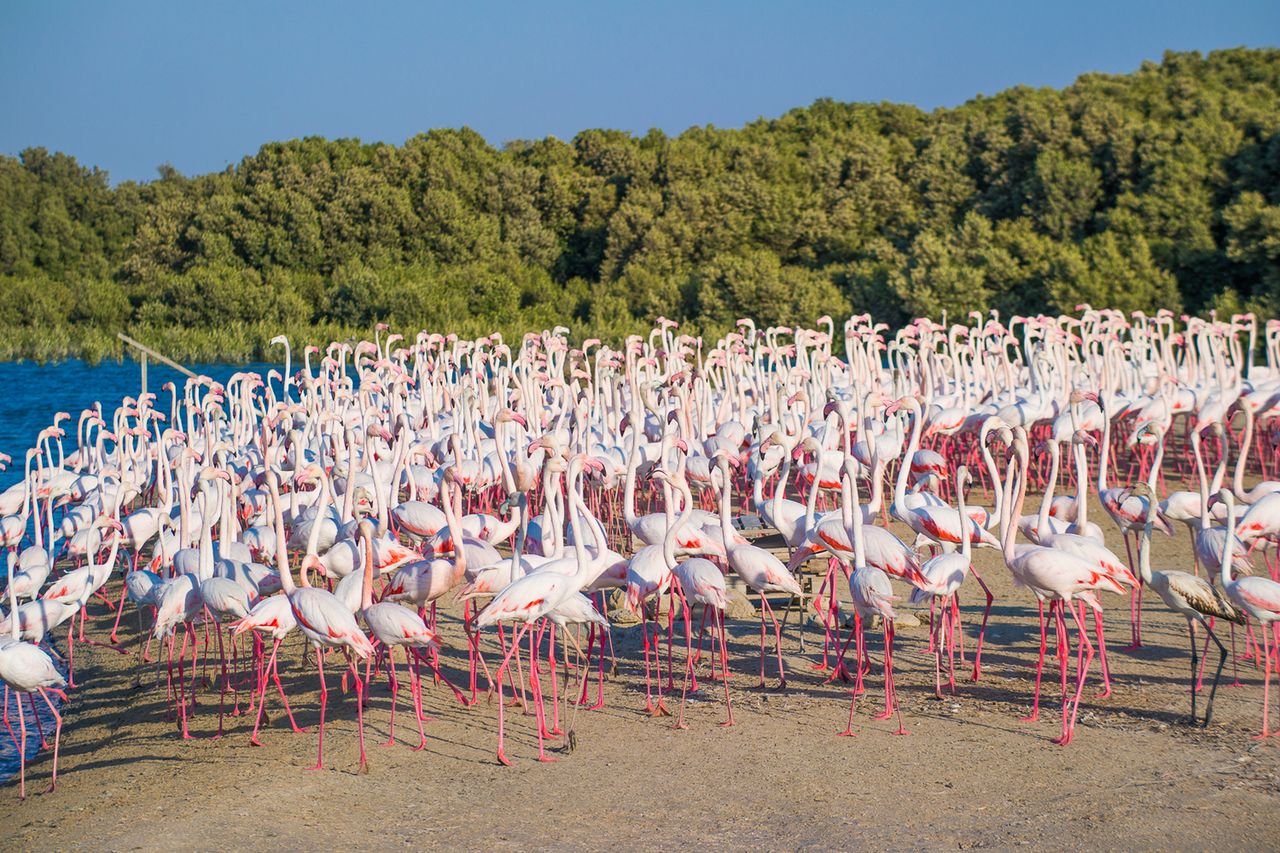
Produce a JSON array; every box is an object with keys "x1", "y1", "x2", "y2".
[
  {"x1": 1091, "y1": 602, "x2": 1112, "y2": 699},
  {"x1": 717, "y1": 608, "x2": 734, "y2": 726},
  {"x1": 493, "y1": 622, "x2": 530, "y2": 766},
  {"x1": 968, "y1": 566, "x2": 994, "y2": 681},
  {"x1": 37, "y1": 687, "x2": 63, "y2": 794},
  {"x1": 213, "y1": 623, "x2": 227, "y2": 739},
  {"x1": 527, "y1": 625, "x2": 557, "y2": 762},
  {"x1": 307, "y1": 647, "x2": 329, "y2": 771},
  {"x1": 382, "y1": 647, "x2": 400, "y2": 747},
  {"x1": 1020, "y1": 600, "x2": 1047, "y2": 723},
  {"x1": 1253, "y1": 628, "x2": 1274, "y2": 740},
  {"x1": 408, "y1": 647, "x2": 429, "y2": 751},
  {"x1": 674, "y1": 587, "x2": 693, "y2": 730},
  {"x1": 1057, "y1": 602, "x2": 1096, "y2": 746},
  {"x1": 762, "y1": 596, "x2": 787, "y2": 690},
  {"x1": 887, "y1": 621, "x2": 909, "y2": 735},
  {"x1": 14, "y1": 686, "x2": 25, "y2": 801},
  {"x1": 108, "y1": 581, "x2": 130, "y2": 644}
]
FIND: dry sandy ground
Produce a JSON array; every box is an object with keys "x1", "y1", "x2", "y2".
[{"x1": 2, "y1": 499, "x2": 1279, "y2": 851}]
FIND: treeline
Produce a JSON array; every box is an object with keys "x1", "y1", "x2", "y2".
[{"x1": 1, "y1": 48, "x2": 1279, "y2": 362}]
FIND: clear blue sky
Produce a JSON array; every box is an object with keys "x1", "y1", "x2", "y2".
[{"x1": 2, "y1": 1, "x2": 1276, "y2": 184}]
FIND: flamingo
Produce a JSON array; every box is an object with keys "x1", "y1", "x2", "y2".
[
  {"x1": 475, "y1": 453, "x2": 600, "y2": 764},
  {"x1": 266, "y1": 471, "x2": 374, "y2": 772},
  {"x1": 1127, "y1": 482, "x2": 1244, "y2": 725},
  {"x1": 911, "y1": 466, "x2": 977, "y2": 697},
  {"x1": 1218, "y1": 491, "x2": 1280, "y2": 738},
  {"x1": 356, "y1": 520, "x2": 443, "y2": 750},
  {"x1": 1003, "y1": 428, "x2": 1126, "y2": 744},
  {"x1": 714, "y1": 452, "x2": 803, "y2": 689},
  {"x1": 0, "y1": 553, "x2": 67, "y2": 800},
  {"x1": 835, "y1": 452, "x2": 910, "y2": 736},
  {"x1": 233, "y1": 592, "x2": 309, "y2": 745}
]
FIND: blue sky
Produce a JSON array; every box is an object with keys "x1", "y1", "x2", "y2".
[{"x1": 1, "y1": 1, "x2": 1276, "y2": 183}]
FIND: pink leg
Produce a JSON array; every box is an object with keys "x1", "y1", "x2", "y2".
[
  {"x1": 886, "y1": 622, "x2": 909, "y2": 735},
  {"x1": 407, "y1": 650, "x2": 428, "y2": 750},
  {"x1": 65, "y1": 621, "x2": 77, "y2": 690},
  {"x1": 213, "y1": 624, "x2": 227, "y2": 739},
  {"x1": 352, "y1": 657, "x2": 368, "y2": 773},
  {"x1": 307, "y1": 648, "x2": 328, "y2": 770},
  {"x1": 527, "y1": 627, "x2": 557, "y2": 762},
  {"x1": 968, "y1": 567, "x2": 994, "y2": 681},
  {"x1": 494, "y1": 623, "x2": 529, "y2": 766},
  {"x1": 1092, "y1": 603, "x2": 1112, "y2": 699},
  {"x1": 108, "y1": 581, "x2": 130, "y2": 644},
  {"x1": 674, "y1": 589, "x2": 693, "y2": 730},
  {"x1": 14, "y1": 686, "x2": 26, "y2": 800},
  {"x1": 250, "y1": 638, "x2": 275, "y2": 745},
  {"x1": 176, "y1": 626, "x2": 193, "y2": 739},
  {"x1": 1121, "y1": 534, "x2": 1142, "y2": 651},
  {"x1": 717, "y1": 609, "x2": 734, "y2": 726},
  {"x1": 382, "y1": 648, "x2": 401, "y2": 747},
  {"x1": 273, "y1": 645, "x2": 306, "y2": 733},
  {"x1": 547, "y1": 625, "x2": 563, "y2": 736},
  {"x1": 37, "y1": 687, "x2": 63, "y2": 793},
  {"x1": 761, "y1": 596, "x2": 787, "y2": 689},
  {"x1": 1254, "y1": 629, "x2": 1273, "y2": 740},
  {"x1": 1058, "y1": 603, "x2": 1096, "y2": 746},
  {"x1": 1020, "y1": 601, "x2": 1048, "y2": 722}
]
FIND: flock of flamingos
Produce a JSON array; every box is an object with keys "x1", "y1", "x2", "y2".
[{"x1": 4, "y1": 307, "x2": 1280, "y2": 799}]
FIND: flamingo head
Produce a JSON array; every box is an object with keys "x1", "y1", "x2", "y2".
[
  {"x1": 200, "y1": 466, "x2": 233, "y2": 483},
  {"x1": 293, "y1": 463, "x2": 325, "y2": 488},
  {"x1": 498, "y1": 409, "x2": 527, "y2": 428},
  {"x1": 299, "y1": 553, "x2": 324, "y2": 585},
  {"x1": 1072, "y1": 429, "x2": 1099, "y2": 449},
  {"x1": 1127, "y1": 424, "x2": 1158, "y2": 448},
  {"x1": 96, "y1": 516, "x2": 125, "y2": 534},
  {"x1": 1123, "y1": 482, "x2": 1155, "y2": 503}
]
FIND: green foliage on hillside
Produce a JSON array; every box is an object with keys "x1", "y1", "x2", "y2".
[{"x1": 2, "y1": 48, "x2": 1278, "y2": 362}]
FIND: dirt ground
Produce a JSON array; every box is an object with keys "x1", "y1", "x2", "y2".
[{"x1": 2, "y1": 493, "x2": 1279, "y2": 851}]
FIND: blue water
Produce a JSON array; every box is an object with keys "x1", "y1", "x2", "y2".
[{"x1": 0, "y1": 358, "x2": 279, "y2": 492}]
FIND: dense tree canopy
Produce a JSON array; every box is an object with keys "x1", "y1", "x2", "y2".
[{"x1": 1, "y1": 48, "x2": 1278, "y2": 361}]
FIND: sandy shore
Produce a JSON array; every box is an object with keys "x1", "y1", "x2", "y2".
[{"x1": 2, "y1": 499, "x2": 1278, "y2": 850}]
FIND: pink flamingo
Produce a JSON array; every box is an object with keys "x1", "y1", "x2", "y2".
[
  {"x1": 357, "y1": 519, "x2": 443, "y2": 750},
  {"x1": 1219, "y1": 491, "x2": 1280, "y2": 738},
  {"x1": 0, "y1": 553, "x2": 67, "y2": 800},
  {"x1": 838, "y1": 457, "x2": 909, "y2": 736},
  {"x1": 715, "y1": 451, "x2": 803, "y2": 689},
  {"x1": 267, "y1": 472, "x2": 374, "y2": 772},
  {"x1": 233, "y1": 592, "x2": 309, "y2": 745},
  {"x1": 1003, "y1": 428, "x2": 1126, "y2": 745},
  {"x1": 475, "y1": 453, "x2": 600, "y2": 764}
]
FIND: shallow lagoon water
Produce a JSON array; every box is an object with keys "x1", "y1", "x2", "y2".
[{"x1": 0, "y1": 358, "x2": 279, "y2": 492}]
